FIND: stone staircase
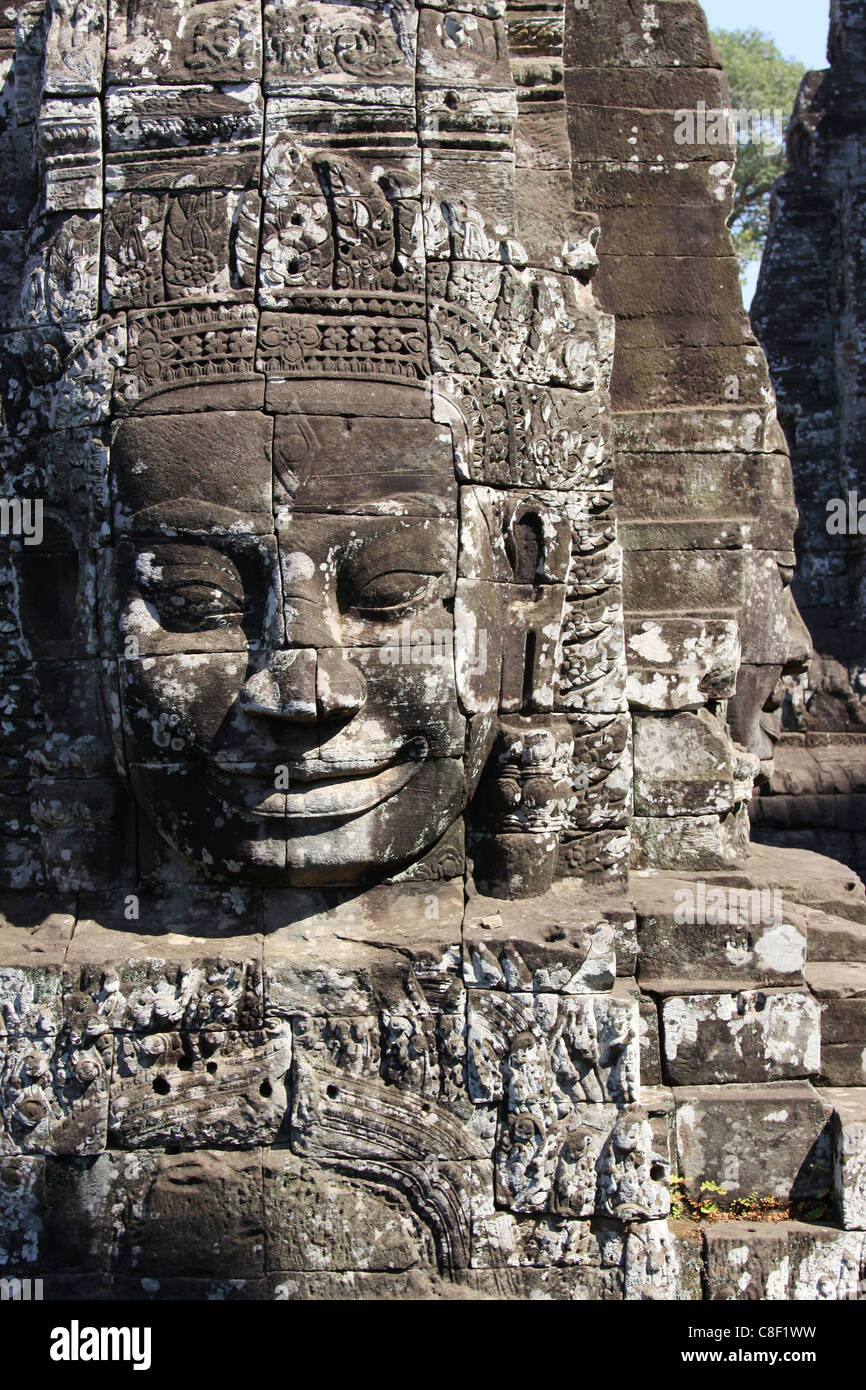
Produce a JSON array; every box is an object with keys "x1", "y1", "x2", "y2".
[{"x1": 630, "y1": 844, "x2": 866, "y2": 1297}]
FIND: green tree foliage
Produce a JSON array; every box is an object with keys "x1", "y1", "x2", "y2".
[{"x1": 711, "y1": 28, "x2": 806, "y2": 268}]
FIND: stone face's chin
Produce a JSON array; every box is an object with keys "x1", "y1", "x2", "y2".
[{"x1": 129, "y1": 753, "x2": 465, "y2": 884}]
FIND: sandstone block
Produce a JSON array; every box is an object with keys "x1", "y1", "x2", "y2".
[
  {"x1": 493, "y1": 1102, "x2": 669, "y2": 1220},
  {"x1": 661, "y1": 989, "x2": 821, "y2": 1085},
  {"x1": 625, "y1": 618, "x2": 740, "y2": 712},
  {"x1": 674, "y1": 1082, "x2": 832, "y2": 1204},
  {"x1": 43, "y1": 1149, "x2": 266, "y2": 1278},
  {"x1": 825, "y1": 1088, "x2": 866, "y2": 1230},
  {"x1": 624, "y1": 1218, "x2": 702, "y2": 1300},
  {"x1": 0, "y1": 1030, "x2": 110, "y2": 1157},
  {"x1": 633, "y1": 710, "x2": 734, "y2": 817},
  {"x1": 704, "y1": 1220, "x2": 865, "y2": 1300},
  {"x1": 290, "y1": 1007, "x2": 493, "y2": 1163},
  {"x1": 0, "y1": 1156, "x2": 42, "y2": 1270},
  {"x1": 634, "y1": 874, "x2": 806, "y2": 986},
  {"x1": 807, "y1": 964, "x2": 866, "y2": 1085},
  {"x1": 631, "y1": 809, "x2": 747, "y2": 872},
  {"x1": 108, "y1": 1024, "x2": 292, "y2": 1149},
  {"x1": 467, "y1": 984, "x2": 640, "y2": 1109},
  {"x1": 462, "y1": 880, "x2": 618, "y2": 993},
  {"x1": 264, "y1": 883, "x2": 463, "y2": 1017},
  {"x1": 264, "y1": 1149, "x2": 483, "y2": 1274}
]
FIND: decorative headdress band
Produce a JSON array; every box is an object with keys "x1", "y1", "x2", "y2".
[{"x1": 7, "y1": 146, "x2": 610, "y2": 492}]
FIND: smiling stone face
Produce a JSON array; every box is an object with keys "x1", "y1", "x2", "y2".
[
  {"x1": 107, "y1": 382, "x2": 502, "y2": 885},
  {"x1": 727, "y1": 557, "x2": 813, "y2": 773}
]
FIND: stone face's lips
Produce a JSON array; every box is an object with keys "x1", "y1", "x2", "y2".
[
  {"x1": 759, "y1": 709, "x2": 782, "y2": 750},
  {"x1": 212, "y1": 739, "x2": 428, "y2": 820}
]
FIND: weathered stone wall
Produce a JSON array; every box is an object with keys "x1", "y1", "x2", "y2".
[
  {"x1": 563, "y1": 0, "x2": 810, "y2": 874},
  {"x1": 751, "y1": 0, "x2": 866, "y2": 878},
  {"x1": 5, "y1": 848, "x2": 866, "y2": 1299}
]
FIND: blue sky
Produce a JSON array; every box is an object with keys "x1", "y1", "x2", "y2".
[
  {"x1": 699, "y1": 0, "x2": 831, "y2": 304},
  {"x1": 700, "y1": 0, "x2": 830, "y2": 69}
]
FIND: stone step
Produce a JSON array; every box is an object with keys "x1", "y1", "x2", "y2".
[
  {"x1": 462, "y1": 880, "x2": 627, "y2": 994},
  {"x1": 704, "y1": 1220, "x2": 865, "y2": 1300},
  {"x1": 807, "y1": 964, "x2": 866, "y2": 1086},
  {"x1": 798, "y1": 904, "x2": 866, "y2": 962},
  {"x1": 658, "y1": 987, "x2": 821, "y2": 1086},
  {"x1": 744, "y1": 844, "x2": 866, "y2": 925},
  {"x1": 673, "y1": 1081, "x2": 833, "y2": 1207},
  {"x1": 675, "y1": 1081, "x2": 866, "y2": 1237},
  {"x1": 631, "y1": 870, "x2": 807, "y2": 986}
]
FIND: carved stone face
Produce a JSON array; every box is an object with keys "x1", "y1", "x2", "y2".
[
  {"x1": 107, "y1": 382, "x2": 501, "y2": 885},
  {"x1": 727, "y1": 559, "x2": 812, "y2": 766}
]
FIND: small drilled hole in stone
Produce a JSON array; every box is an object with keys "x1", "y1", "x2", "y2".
[
  {"x1": 177, "y1": 1056, "x2": 193, "y2": 1071},
  {"x1": 260, "y1": 1080, "x2": 273, "y2": 1098},
  {"x1": 444, "y1": 91, "x2": 459, "y2": 110},
  {"x1": 152, "y1": 1075, "x2": 170, "y2": 1095},
  {"x1": 650, "y1": 1164, "x2": 666, "y2": 1182},
  {"x1": 326, "y1": 1084, "x2": 339, "y2": 1100},
  {"x1": 206, "y1": 1061, "x2": 218, "y2": 1074}
]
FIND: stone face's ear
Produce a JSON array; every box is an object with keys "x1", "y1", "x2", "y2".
[
  {"x1": 474, "y1": 716, "x2": 574, "y2": 899},
  {"x1": 459, "y1": 487, "x2": 583, "y2": 895},
  {"x1": 500, "y1": 496, "x2": 571, "y2": 716},
  {"x1": 458, "y1": 486, "x2": 573, "y2": 718},
  {"x1": 500, "y1": 586, "x2": 566, "y2": 715}
]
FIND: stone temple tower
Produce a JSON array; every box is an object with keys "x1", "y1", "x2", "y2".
[{"x1": 0, "y1": 0, "x2": 863, "y2": 1300}]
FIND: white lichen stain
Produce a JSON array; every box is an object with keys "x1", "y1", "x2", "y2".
[
  {"x1": 627, "y1": 623, "x2": 672, "y2": 664},
  {"x1": 754, "y1": 923, "x2": 805, "y2": 974},
  {"x1": 765, "y1": 1259, "x2": 789, "y2": 1299}
]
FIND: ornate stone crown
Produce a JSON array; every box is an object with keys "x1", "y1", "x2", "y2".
[
  {"x1": 5, "y1": 0, "x2": 612, "y2": 494},
  {"x1": 98, "y1": 141, "x2": 611, "y2": 490}
]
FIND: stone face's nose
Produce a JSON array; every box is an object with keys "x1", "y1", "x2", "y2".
[
  {"x1": 782, "y1": 589, "x2": 812, "y2": 677},
  {"x1": 240, "y1": 650, "x2": 317, "y2": 721},
  {"x1": 316, "y1": 648, "x2": 366, "y2": 718},
  {"x1": 239, "y1": 649, "x2": 367, "y2": 721}
]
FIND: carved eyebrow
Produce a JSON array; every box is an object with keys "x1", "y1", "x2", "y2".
[
  {"x1": 129, "y1": 500, "x2": 271, "y2": 533},
  {"x1": 338, "y1": 524, "x2": 454, "y2": 587},
  {"x1": 289, "y1": 480, "x2": 452, "y2": 517}
]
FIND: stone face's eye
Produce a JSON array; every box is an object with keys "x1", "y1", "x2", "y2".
[
  {"x1": 135, "y1": 547, "x2": 246, "y2": 633},
  {"x1": 348, "y1": 569, "x2": 437, "y2": 614},
  {"x1": 336, "y1": 526, "x2": 451, "y2": 617},
  {"x1": 155, "y1": 580, "x2": 245, "y2": 631}
]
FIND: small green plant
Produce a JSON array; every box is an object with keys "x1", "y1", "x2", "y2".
[
  {"x1": 669, "y1": 1175, "x2": 688, "y2": 1221},
  {"x1": 669, "y1": 1177, "x2": 729, "y2": 1222},
  {"x1": 728, "y1": 1191, "x2": 790, "y2": 1221},
  {"x1": 669, "y1": 1179, "x2": 836, "y2": 1226},
  {"x1": 696, "y1": 1180, "x2": 728, "y2": 1218}
]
